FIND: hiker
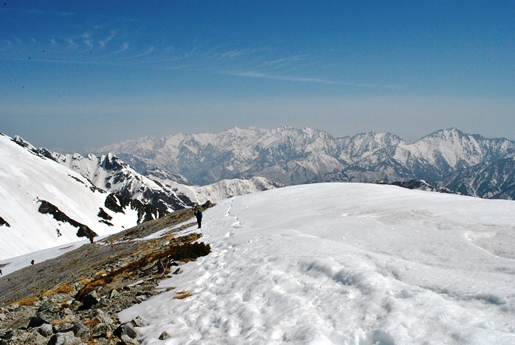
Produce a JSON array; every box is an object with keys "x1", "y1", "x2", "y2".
[
  {"x1": 31, "y1": 260, "x2": 34, "y2": 265},
  {"x1": 56, "y1": 229, "x2": 62, "y2": 237},
  {"x1": 194, "y1": 206, "x2": 203, "y2": 229},
  {"x1": 0, "y1": 269, "x2": 2, "y2": 275},
  {"x1": 89, "y1": 236, "x2": 94, "y2": 243}
]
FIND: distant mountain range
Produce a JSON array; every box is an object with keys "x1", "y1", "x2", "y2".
[{"x1": 91, "y1": 127, "x2": 515, "y2": 200}]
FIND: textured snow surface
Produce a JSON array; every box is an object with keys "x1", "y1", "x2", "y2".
[{"x1": 118, "y1": 183, "x2": 515, "y2": 345}]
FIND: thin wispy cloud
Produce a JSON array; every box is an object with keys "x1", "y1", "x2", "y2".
[
  {"x1": 26, "y1": 8, "x2": 75, "y2": 17},
  {"x1": 221, "y1": 50, "x2": 248, "y2": 58},
  {"x1": 64, "y1": 38, "x2": 79, "y2": 49},
  {"x1": 124, "y1": 46, "x2": 155, "y2": 60},
  {"x1": 225, "y1": 71, "x2": 340, "y2": 85},
  {"x1": 99, "y1": 31, "x2": 116, "y2": 48},
  {"x1": 110, "y1": 42, "x2": 129, "y2": 55},
  {"x1": 0, "y1": 21, "x2": 396, "y2": 90}
]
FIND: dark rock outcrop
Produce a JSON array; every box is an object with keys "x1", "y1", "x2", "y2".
[
  {"x1": 37, "y1": 200, "x2": 98, "y2": 239},
  {"x1": 0, "y1": 217, "x2": 9, "y2": 228},
  {"x1": 104, "y1": 194, "x2": 169, "y2": 224},
  {"x1": 0, "y1": 217, "x2": 11, "y2": 228}
]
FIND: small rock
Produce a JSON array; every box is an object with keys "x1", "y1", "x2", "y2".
[
  {"x1": 159, "y1": 331, "x2": 171, "y2": 340},
  {"x1": 80, "y1": 293, "x2": 98, "y2": 310},
  {"x1": 23, "y1": 329, "x2": 48, "y2": 344},
  {"x1": 134, "y1": 295, "x2": 147, "y2": 303},
  {"x1": 72, "y1": 322, "x2": 90, "y2": 341},
  {"x1": 0, "y1": 329, "x2": 13, "y2": 339},
  {"x1": 27, "y1": 313, "x2": 51, "y2": 328},
  {"x1": 172, "y1": 268, "x2": 182, "y2": 275},
  {"x1": 114, "y1": 322, "x2": 137, "y2": 339},
  {"x1": 120, "y1": 334, "x2": 140, "y2": 345},
  {"x1": 131, "y1": 316, "x2": 148, "y2": 328},
  {"x1": 53, "y1": 322, "x2": 74, "y2": 333},
  {"x1": 91, "y1": 322, "x2": 110, "y2": 338},
  {"x1": 48, "y1": 332, "x2": 85, "y2": 345},
  {"x1": 108, "y1": 289, "x2": 120, "y2": 299},
  {"x1": 37, "y1": 323, "x2": 53, "y2": 337}
]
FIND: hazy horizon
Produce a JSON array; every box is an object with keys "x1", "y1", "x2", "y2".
[{"x1": 2, "y1": 1, "x2": 513, "y2": 151}]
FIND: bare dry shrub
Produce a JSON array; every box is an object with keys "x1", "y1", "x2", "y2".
[
  {"x1": 51, "y1": 318, "x2": 73, "y2": 326},
  {"x1": 79, "y1": 278, "x2": 92, "y2": 285},
  {"x1": 93, "y1": 270, "x2": 107, "y2": 279},
  {"x1": 42, "y1": 284, "x2": 73, "y2": 297},
  {"x1": 174, "y1": 291, "x2": 193, "y2": 299},
  {"x1": 57, "y1": 284, "x2": 74, "y2": 293},
  {"x1": 83, "y1": 318, "x2": 100, "y2": 328},
  {"x1": 16, "y1": 296, "x2": 39, "y2": 306}
]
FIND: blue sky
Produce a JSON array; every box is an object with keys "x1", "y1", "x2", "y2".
[{"x1": 1, "y1": 1, "x2": 513, "y2": 151}]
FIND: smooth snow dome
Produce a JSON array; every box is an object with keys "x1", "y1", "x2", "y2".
[{"x1": 119, "y1": 183, "x2": 515, "y2": 345}]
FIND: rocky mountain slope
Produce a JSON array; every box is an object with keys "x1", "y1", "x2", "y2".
[
  {"x1": 0, "y1": 206, "x2": 211, "y2": 345},
  {"x1": 91, "y1": 126, "x2": 515, "y2": 199},
  {"x1": 442, "y1": 157, "x2": 515, "y2": 199},
  {"x1": 0, "y1": 134, "x2": 167, "y2": 260},
  {"x1": 46, "y1": 151, "x2": 193, "y2": 212},
  {"x1": 46, "y1": 148, "x2": 280, "y2": 212}
]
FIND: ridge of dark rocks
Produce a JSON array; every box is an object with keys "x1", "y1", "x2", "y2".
[{"x1": 0, "y1": 202, "x2": 213, "y2": 345}]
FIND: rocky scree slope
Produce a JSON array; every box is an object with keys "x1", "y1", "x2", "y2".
[{"x1": 0, "y1": 203, "x2": 213, "y2": 345}]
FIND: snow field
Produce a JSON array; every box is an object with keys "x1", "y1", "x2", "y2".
[{"x1": 118, "y1": 183, "x2": 515, "y2": 344}]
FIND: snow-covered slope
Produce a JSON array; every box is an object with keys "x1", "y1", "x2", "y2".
[
  {"x1": 0, "y1": 134, "x2": 166, "y2": 260},
  {"x1": 114, "y1": 182, "x2": 515, "y2": 344},
  {"x1": 191, "y1": 176, "x2": 282, "y2": 204}
]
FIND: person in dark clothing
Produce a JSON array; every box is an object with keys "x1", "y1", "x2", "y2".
[{"x1": 194, "y1": 207, "x2": 203, "y2": 229}]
